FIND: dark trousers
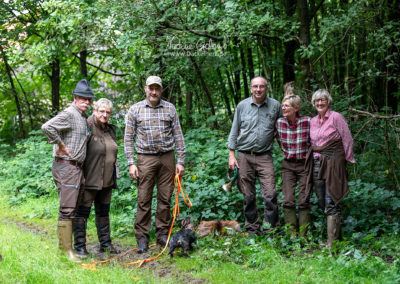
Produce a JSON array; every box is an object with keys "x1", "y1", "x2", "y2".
[
  {"x1": 134, "y1": 151, "x2": 175, "y2": 243},
  {"x1": 76, "y1": 187, "x2": 113, "y2": 218},
  {"x1": 313, "y1": 159, "x2": 340, "y2": 216},
  {"x1": 282, "y1": 159, "x2": 310, "y2": 209},
  {"x1": 237, "y1": 152, "x2": 278, "y2": 232},
  {"x1": 52, "y1": 161, "x2": 84, "y2": 220}
]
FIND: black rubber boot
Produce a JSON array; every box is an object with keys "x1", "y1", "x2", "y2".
[
  {"x1": 96, "y1": 216, "x2": 120, "y2": 254},
  {"x1": 73, "y1": 217, "x2": 89, "y2": 256}
]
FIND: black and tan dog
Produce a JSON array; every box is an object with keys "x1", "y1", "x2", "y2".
[{"x1": 168, "y1": 217, "x2": 196, "y2": 257}]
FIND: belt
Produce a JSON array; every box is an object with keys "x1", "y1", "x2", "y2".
[
  {"x1": 239, "y1": 150, "x2": 271, "y2": 156},
  {"x1": 137, "y1": 150, "x2": 173, "y2": 156},
  {"x1": 55, "y1": 158, "x2": 83, "y2": 168},
  {"x1": 284, "y1": 158, "x2": 305, "y2": 162}
]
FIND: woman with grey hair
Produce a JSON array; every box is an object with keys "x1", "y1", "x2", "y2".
[
  {"x1": 305, "y1": 89, "x2": 355, "y2": 247},
  {"x1": 276, "y1": 92, "x2": 311, "y2": 238},
  {"x1": 74, "y1": 98, "x2": 120, "y2": 255}
]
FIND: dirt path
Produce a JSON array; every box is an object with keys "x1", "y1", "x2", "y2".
[{"x1": 0, "y1": 216, "x2": 208, "y2": 283}]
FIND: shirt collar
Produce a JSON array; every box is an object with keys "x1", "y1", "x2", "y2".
[
  {"x1": 320, "y1": 109, "x2": 331, "y2": 120},
  {"x1": 145, "y1": 99, "x2": 164, "y2": 108},
  {"x1": 71, "y1": 103, "x2": 88, "y2": 118},
  {"x1": 285, "y1": 113, "x2": 300, "y2": 126},
  {"x1": 250, "y1": 96, "x2": 268, "y2": 107}
]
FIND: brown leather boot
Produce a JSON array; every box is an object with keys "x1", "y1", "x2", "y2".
[
  {"x1": 327, "y1": 215, "x2": 341, "y2": 247},
  {"x1": 283, "y1": 207, "x2": 297, "y2": 237},
  {"x1": 298, "y1": 209, "x2": 311, "y2": 238},
  {"x1": 57, "y1": 220, "x2": 81, "y2": 262}
]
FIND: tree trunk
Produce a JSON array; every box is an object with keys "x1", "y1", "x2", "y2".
[
  {"x1": 233, "y1": 38, "x2": 242, "y2": 101},
  {"x1": 283, "y1": 0, "x2": 297, "y2": 84},
  {"x1": 297, "y1": 0, "x2": 312, "y2": 91},
  {"x1": 51, "y1": 59, "x2": 61, "y2": 114},
  {"x1": 240, "y1": 42, "x2": 250, "y2": 98},
  {"x1": 217, "y1": 68, "x2": 232, "y2": 117},
  {"x1": 1, "y1": 47, "x2": 25, "y2": 138},
  {"x1": 185, "y1": 87, "x2": 193, "y2": 128},
  {"x1": 226, "y1": 70, "x2": 238, "y2": 105},
  {"x1": 79, "y1": 49, "x2": 88, "y2": 78},
  {"x1": 189, "y1": 57, "x2": 216, "y2": 116},
  {"x1": 247, "y1": 45, "x2": 255, "y2": 81}
]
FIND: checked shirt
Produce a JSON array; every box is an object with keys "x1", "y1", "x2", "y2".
[
  {"x1": 124, "y1": 99, "x2": 185, "y2": 166},
  {"x1": 41, "y1": 103, "x2": 90, "y2": 164},
  {"x1": 276, "y1": 114, "x2": 311, "y2": 159}
]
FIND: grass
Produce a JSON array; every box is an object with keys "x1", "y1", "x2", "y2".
[{"x1": 1, "y1": 195, "x2": 400, "y2": 284}]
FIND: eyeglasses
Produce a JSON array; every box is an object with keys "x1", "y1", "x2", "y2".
[
  {"x1": 281, "y1": 104, "x2": 293, "y2": 109},
  {"x1": 251, "y1": 85, "x2": 267, "y2": 90},
  {"x1": 98, "y1": 110, "x2": 111, "y2": 115},
  {"x1": 314, "y1": 98, "x2": 327, "y2": 103}
]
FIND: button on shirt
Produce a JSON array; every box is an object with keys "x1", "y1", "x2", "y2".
[
  {"x1": 41, "y1": 104, "x2": 90, "y2": 164},
  {"x1": 276, "y1": 114, "x2": 311, "y2": 159},
  {"x1": 310, "y1": 109, "x2": 355, "y2": 163},
  {"x1": 124, "y1": 99, "x2": 186, "y2": 166},
  {"x1": 228, "y1": 96, "x2": 282, "y2": 152}
]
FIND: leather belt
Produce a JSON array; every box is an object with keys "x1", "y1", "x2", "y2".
[
  {"x1": 137, "y1": 150, "x2": 173, "y2": 156},
  {"x1": 239, "y1": 150, "x2": 271, "y2": 156},
  {"x1": 55, "y1": 158, "x2": 83, "y2": 168},
  {"x1": 284, "y1": 158, "x2": 305, "y2": 162}
]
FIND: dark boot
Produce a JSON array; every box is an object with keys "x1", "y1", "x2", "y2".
[
  {"x1": 327, "y1": 215, "x2": 341, "y2": 247},
  {"x1": 73, "y1": 217, "x2": 89, "y2": 256},
  {"x1": 57, "y1": 220, "x2": 81, "y2": 262},
  {"x1": 137, "y1": 238, "x2": 148, "y2": 254},
  {"x1": 283, "y1": 207, "x2": 297, "y2": 237},
  {"x1": 298, "y1": 209, "x2": 311, "y2": 238},
  {"x1": 96, "y1": 216, "x2": 120, "y2": 254}
]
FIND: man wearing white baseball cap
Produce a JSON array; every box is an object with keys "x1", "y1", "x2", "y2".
[{"x1": 124, "y1": 75, "x2": 186, "y2": 253}]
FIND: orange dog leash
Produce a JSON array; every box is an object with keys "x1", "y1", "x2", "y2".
[{"x1": 81, "y1": 174, "x2": 192, "y2": 270}]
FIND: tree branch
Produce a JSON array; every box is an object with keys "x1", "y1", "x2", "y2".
[
  {"x1": 73, "y1": 54, "x2": 129, "y2": 77},
  {"x1": 350, "y1": 107, "x2": 400, "y2": 119}
]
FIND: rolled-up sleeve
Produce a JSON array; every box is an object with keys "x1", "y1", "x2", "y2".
[
  {"x1": 124, "y1": 108, "x2": 136, "y2": 166},
  {"x1": 41, "y1": 111, "x2": 71, "y2": 144},
  {"x1": 172, "y1": 111, "x2": 186, "y2": 165},
  {"x1": 334, "y1": 113, "x2": 355, "y2": 163},
  {"x1": 227, "y1": 107, "x2": 240, "y2": 150}
]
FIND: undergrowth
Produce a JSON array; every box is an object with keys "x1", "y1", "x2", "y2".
[{"x1": 0, "y1": 127, "x2": 400, "y2": 271}]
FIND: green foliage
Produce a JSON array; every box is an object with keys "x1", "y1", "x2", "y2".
[
  {"x1": 0, "y1": 130, "x2": 55, "y2": 206},
  {"x1": 1, "y1": 125, "x2": 399, "y2": 242}
]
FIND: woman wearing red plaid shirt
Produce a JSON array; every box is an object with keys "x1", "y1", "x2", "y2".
[{"x1": 276, "y1": 93, "x2": 312, "y2": 238}]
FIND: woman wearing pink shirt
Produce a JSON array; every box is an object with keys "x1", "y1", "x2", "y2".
[{"x1": 305, "y1": 89, "x2": 355, "y2": 247}]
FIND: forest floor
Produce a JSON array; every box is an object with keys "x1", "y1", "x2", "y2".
[{"x1": 1, "y1": 196, "x2": 400, "y2": 284}]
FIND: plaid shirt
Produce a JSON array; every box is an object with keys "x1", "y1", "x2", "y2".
[
  {"x1": 124, "y1": 99, "x2": 185, "y2": 166},
  {"x1": 41, "y1": 103, "x2": 90, "y2": 163},
  {"x1": 276, "y1": 114, "x2": 311, "y2": 159}
]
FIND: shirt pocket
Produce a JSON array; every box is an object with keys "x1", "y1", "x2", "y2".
[
  {"x1": 240, "y1": 115, "x2": 253, "y2": 130},
  {"x1": 263, "y1": 113, "x2": 275, "y2": 130}
]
